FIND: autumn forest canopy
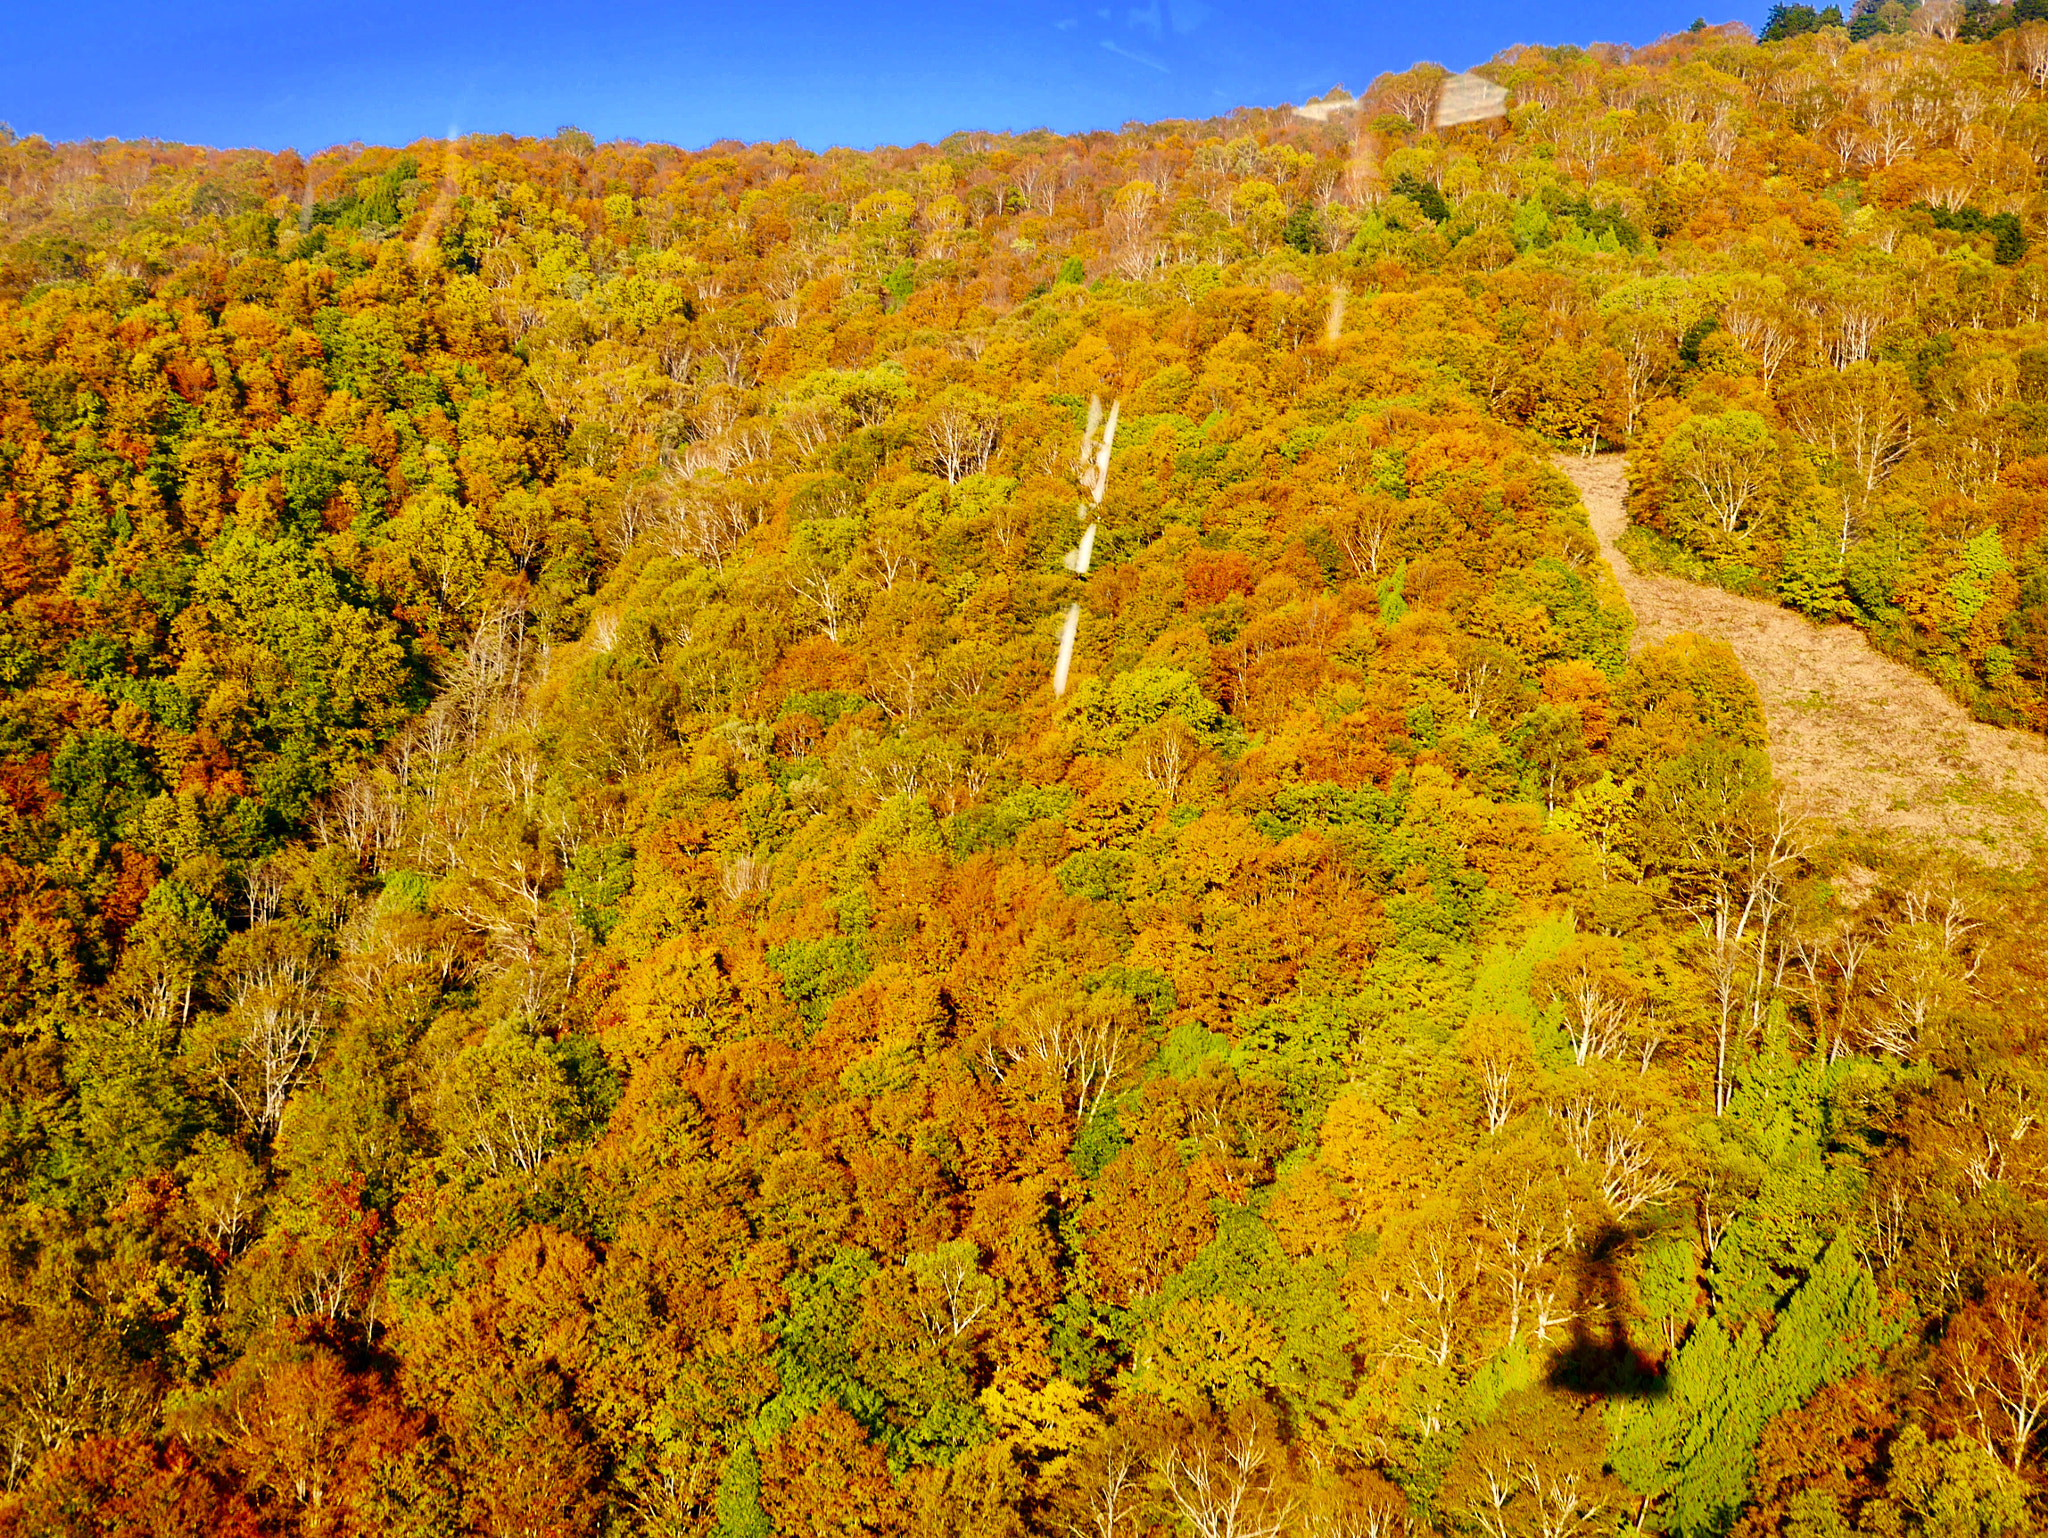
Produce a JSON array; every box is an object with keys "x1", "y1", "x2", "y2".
[{"x1": 6, "y1": 13, "x2": 2048, "y2": 1538}]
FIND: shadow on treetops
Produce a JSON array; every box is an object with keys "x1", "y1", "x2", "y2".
[{"x1": 1546, "y1": 1223, "x2": 1671, "y2": 1400}]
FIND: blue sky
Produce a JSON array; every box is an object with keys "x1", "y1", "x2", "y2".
[{"x1": 7, "y1": 1, "x2": 1725, "y2": 153}]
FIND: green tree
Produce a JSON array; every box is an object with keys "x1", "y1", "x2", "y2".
[{"x1": 1608, "y1": 1238, "x2": 1904, "y2": 1538}]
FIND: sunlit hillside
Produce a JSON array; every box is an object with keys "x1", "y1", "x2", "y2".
[{"x1": 2, "y1": 18, "x2": 2048, "y2": 1536}]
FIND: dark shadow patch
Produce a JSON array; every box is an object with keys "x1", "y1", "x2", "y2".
[{"x1": 1546, "y1": 1222, "x2": 1670, "y2": 1399}]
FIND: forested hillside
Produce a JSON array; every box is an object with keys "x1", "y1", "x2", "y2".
[{"x1": 2, "y1": 17, "x2": 2048, "y2": 1537}]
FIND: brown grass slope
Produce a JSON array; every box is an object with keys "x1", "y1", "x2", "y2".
[{"x1": 1558, "y1": 452, "x2": 2048, "y2": 863}]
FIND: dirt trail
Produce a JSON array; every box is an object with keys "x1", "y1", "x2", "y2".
[{"x1": 1556, "y1": 453, "x2": 2048, "y2": 863}]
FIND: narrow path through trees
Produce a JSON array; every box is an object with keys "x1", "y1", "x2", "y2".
[{"x1": 1558, "y1": 452, "x2": 2048, "y2": 862}]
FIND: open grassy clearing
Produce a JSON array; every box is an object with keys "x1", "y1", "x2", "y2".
[{"x1": 1558, "y1": 452, "x2": 2048, "y2": 864}]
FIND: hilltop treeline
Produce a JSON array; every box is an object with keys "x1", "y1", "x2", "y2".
[{"x1": 0, "y1": 19, "x2": 2047, "y2": 1538}]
